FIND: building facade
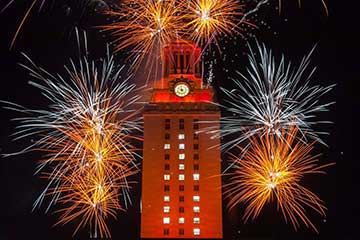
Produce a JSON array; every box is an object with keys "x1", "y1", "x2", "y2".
[{"x1": 141, "y1": 41, "x2": 222, "y2": 239}]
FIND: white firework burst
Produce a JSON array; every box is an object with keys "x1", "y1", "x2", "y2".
[{"x1": 212, "y1": 41, "x2": 334, "y2": 150}]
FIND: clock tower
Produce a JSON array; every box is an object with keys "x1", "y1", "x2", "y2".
[{"x1": 141, "y1": 40, "x2": 222, "y2": 239}]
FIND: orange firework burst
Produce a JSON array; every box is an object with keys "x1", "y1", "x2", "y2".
[
  {"x1": 184, "y1": 0, "x2": 250, "y2": 47},
  {"x1": 101, "y1": 0, "x2": 184, "y2": 74},
  {"x1": 224, "y1": 127, "x2": 334, "y2": 232}
]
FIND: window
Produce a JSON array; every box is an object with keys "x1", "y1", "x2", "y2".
[
  {"x1": 178, "y1": 134, "x2": 185, "y2": 140},
  {"x1": 164, "y1": 196, "x2": 170, "y2": 202},
  {"x1": 179, "y1": 185, "x2": 184, "y2": 191},
  {"x1": 179, "y1": 206, "x2": 184, "y2": 213},
  {"x1": 193, "y1": 228, "x2": 200, "y2": 235},
  {"x1": 193, "y1": 217, "x2": 200, "y2": 224},
  {"x1": 163, "y1": 217, "x2": 170, "y2": 224},
  {"x1": 194, "y1": 133, "x2": 199, "y2": 140},
  {"x1": 179, "y1": 119, "x2": 184, "y2": 130},
  {"x1": 193, "y1": 119, "x2": 199, "y2": 129},
  {"x1": 164, "y1": 229, "x2": 169, "y2": 235},
  {"x1": 164, "y1": 206, "x2": 170, "y2": 213},
  {"x1": 179, "y1": 153, "x2": 185, "y2": 160},
  {"x1": 194, "y1": 154, "x2": 199, "y2": 160},
  {"x1": 164, "y1": 185, "x2": 170, "y2": 191},
  {"x1": 194, "y1": 164, "x2": 199, "y2": 170},
  {"x1": 193, "y1": 206, "x2": 200, "y2": 213},
  {"x1": 164, "y1": 174, "x2": 170, "y2": 181},
  {"x1": 164, "y1": 144, "x2": 170, "y2": 150},
  {"x1": 179, "y1": 143, "x2": 185, "y2": 150},
  {"x1": 165, "y1": 133, "x2": 170, "y2": 140},
  {"x1": 179, "y1": 217, "x2": 185, "y2": 224},
  {"x1": 179, "y1": 174, "x2": 185, "y2": 181},
  {"x1": 194, "y1": 144, "x2": 199, "y2": 150},
  {"x1": 179, "y1": 228, "x2": 185, "y2": 235},
  {"x1": 193, "y1": 196, "x2": 200, "y2": 202},
  {"x1": 194, "y1": 185, "x2": 199, "y2": 191},
  {"x1": 165, "y1": 154, "x2": 170, "y2": 160},
  {"x1": 164, "y1": 164, "x2": 170, "y2": 170},
  {"x1": 179, "y1": 164, "x2": 185, "y2": 170},
  {"x1": 165, "y1": 119, "x2": 170, "y2": 130},
  {"x1": 193, "y1": 174, "x2": 200, "y2": 181},
  {"x1": 179, "y1": 196, "x2": 184, "y2": 202}
]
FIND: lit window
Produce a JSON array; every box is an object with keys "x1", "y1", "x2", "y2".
[
  {"x1": 193, "y1": 196, "x2": 200, "y2": 202},
  {"x1": 179, "y1": 174, "x2": 185, "y2": 181},
  {"x1": 164, "y1": 196, "x2": 170, "y2": 202},
  {"x1": 164, "y1": 144, "x2": 170, "y2": 150},
  {"x1": 164, "y1": 174, "x2": 170, "y2": 181},
  {"x1": 178, "y1": 134, "x2": 185, "y2": 140},
  {"x1": 179, "y1": 217, "x2": 185, "y2": 224},
  {"x1": 193, "y1": 228, "x2": 200, "y2": 235},
  {"x1": 179, "y1": 153, "x2": 185, "y2": 160},
  {"x1": 193, "y1": 174, "x2": 200, "y2": 181},
  {"x1": 193, "y1": 206, "x2": 200, "y2": 213},
  {"x1": 193, "y1": 217, "x2": 200, "y2": 224},
  {"x1": 179, "y1": 164, "x2": 185, "y2": 170},
  {"x1": 163, "y1": 217, "x2": 170, "y2": 224},
  {"x1": 179, "y1": 143, "x2": 185, "y2": 149},
  {"x1": 164, "y1": 206, "x2": 170, "y2": 213}
]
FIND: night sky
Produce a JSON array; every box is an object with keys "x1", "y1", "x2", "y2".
[{"x1": 0, "y1": 0, "x2": 358, "y2": 239}]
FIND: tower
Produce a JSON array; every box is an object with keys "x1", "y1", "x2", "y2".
[{"x1": 141, "y1": 40, "x2": 222, "y2": 239}]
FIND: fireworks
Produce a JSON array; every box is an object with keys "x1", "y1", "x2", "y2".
[
  {"x1": 184, "y1": 0, "x2": 249, "y2": 47},
  {"x1": 224, "y1": 127, "x2": 333, "y2": 232},
  {"x1": 213, "y1": 42, "x2": 334, "y2": 149},
  {"x1": 101, "y1": 0, "x2": 184, "y2": 75},
  {"x1": 3, "y1": 32, "x2": 142, "y2": 237}
]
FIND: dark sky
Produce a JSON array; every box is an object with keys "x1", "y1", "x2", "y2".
[{"x1": 0, "y1": 0, "x2": 358, "y2": 239}]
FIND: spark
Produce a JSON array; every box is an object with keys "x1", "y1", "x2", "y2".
[
  {"x1": 224, "y1": 127, "x2": 334, "y2": 232},
  {"x1": 2, "y1": 31, "x2": 142, "y2": 237},
  {"x1": 211, "y1": 41, "x2": 334, "y2": 149}
]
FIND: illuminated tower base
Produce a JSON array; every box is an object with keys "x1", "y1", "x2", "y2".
[{"x1": 141, "y1": 41, "x2": 222, "y2": 239}]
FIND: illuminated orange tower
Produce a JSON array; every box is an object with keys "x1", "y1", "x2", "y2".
[{"x1": 141, "y1": 41, "x2": 222, "y2": 239}]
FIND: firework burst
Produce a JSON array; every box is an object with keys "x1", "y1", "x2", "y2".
[
  {"x1": 184, "y1": 0, "x2": 250, "y2": 48},
  {"x1": 224, "y1": 127, "x2": 334, "y2": 232},
  {"x1": 101, "y1": 0, "x2": 184, "y2": 80},
  {"x1": 211, "y1": 41, "x2": 334, "y2": 149},
  {"x1": 2, "y1": 32, "x2": 142, "y2": 237}
]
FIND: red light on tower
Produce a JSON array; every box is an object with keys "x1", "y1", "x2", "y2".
[{"x1": 141, "y1": 40, "x2": 222, "y2": 239}]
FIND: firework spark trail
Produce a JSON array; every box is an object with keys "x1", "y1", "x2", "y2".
[
  {"x1": 223, "y1": 127, "x2": 334, "y2": 232},
  {"x1": 2, "y1": 31, "x2": 142, "y2": 237},
  {"x1": 207, "y1": 41, "x2": 334, "y2": 150}
]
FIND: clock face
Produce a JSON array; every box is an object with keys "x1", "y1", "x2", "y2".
[{"x1": 174, "y1": 82, "x2": 190, "y2": 97}]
